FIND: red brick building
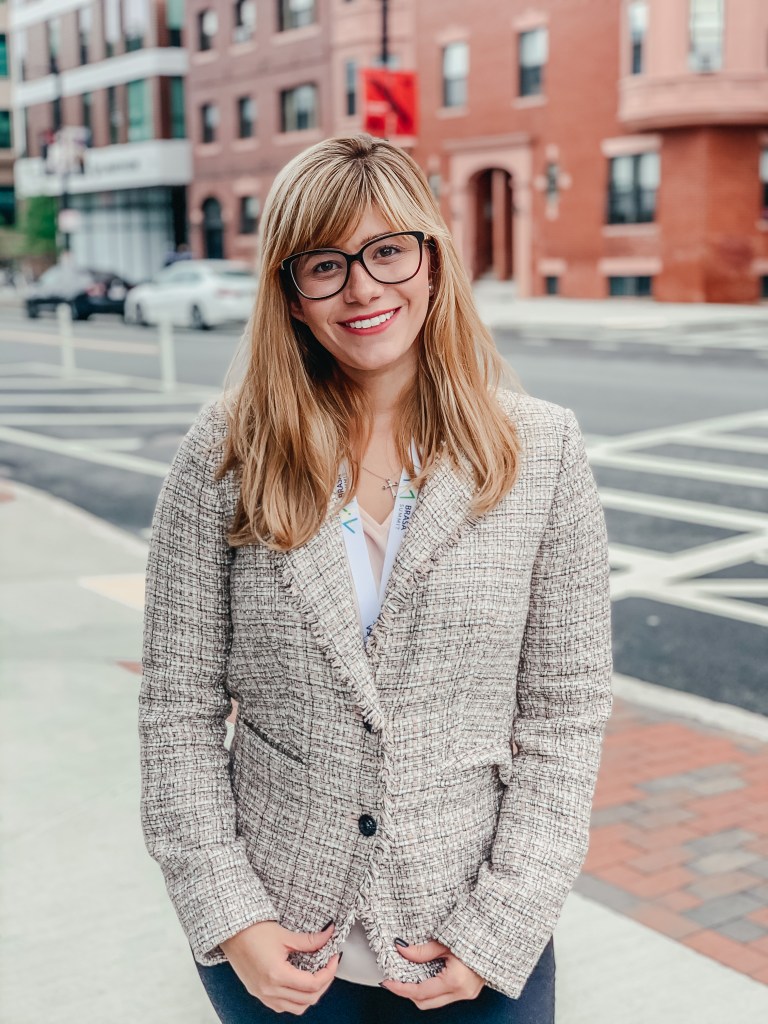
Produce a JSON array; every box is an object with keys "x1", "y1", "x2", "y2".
[
  {"x1": 185, "y1": 0, "x2": 414, "y2": 264},
  {"x1": 413, "y1": 0, "x2": 768, "y2": 303}
]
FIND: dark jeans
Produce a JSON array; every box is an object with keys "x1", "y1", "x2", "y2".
[{"x1": 193, "y1": 937, "x2": 555, "y2": 1023}]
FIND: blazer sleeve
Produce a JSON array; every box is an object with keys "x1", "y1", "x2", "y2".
[
  {"x1": 432, "y1": 405, "x2": 613, "y2": 999},
  {"x1": 138, "y1": 401, "x2": 279, "y2": 966}
]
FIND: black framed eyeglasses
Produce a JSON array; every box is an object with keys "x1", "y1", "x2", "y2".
[{"x1": 281, "y1": 230, "x2": 427, "y2": 300}]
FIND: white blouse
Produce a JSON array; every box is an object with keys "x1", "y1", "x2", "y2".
[{"x1": 334, "y1": 503, "x2": 394, "y2": 987}]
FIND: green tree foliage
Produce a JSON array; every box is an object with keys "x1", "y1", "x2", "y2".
[{"x1": 21, "y1": 196, "x2": 59, "y2": 255}]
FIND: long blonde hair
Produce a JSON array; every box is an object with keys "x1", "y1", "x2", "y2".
[{"x1": 216, "y1": 134, "x2": 524, "y2": 551}]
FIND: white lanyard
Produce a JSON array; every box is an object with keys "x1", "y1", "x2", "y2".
[{"x1": 336, "y1": 441, "x2": 421, "y2": 642}]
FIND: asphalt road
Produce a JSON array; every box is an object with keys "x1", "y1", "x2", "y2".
[{"x1": 0, "y1": 304, "x2": 766, "y2": 715}]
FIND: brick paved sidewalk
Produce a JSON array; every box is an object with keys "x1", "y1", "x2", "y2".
[{"x1": 576, "y1": 697, "x2": 768, "y2": 986}]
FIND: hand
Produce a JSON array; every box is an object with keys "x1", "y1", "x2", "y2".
[
  {"x1": 381, "y1": 938, "x2": 486, "y2": 1009},
  {"x1": 220, "y1": 920, "x2": 340, "y2": 1015}
]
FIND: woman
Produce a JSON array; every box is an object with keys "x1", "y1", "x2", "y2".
[{"x1": 139, "y1": 134, "x2": 613, "y2": 1023}]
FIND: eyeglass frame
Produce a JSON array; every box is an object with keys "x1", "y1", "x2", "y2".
[{"x1": 280, "y1": 230, "x2": 428, "y2": 301}]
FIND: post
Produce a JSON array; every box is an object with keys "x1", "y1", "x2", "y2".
[
  {"x1": 158, "y1": 316, "x2": 176, "y2": 392},
  {"x1": 57, "y1": 302, "x2": 76, "y2": 377},
  {"x1": 381, "y1": 0, "x2": 389, "y2": 66}
]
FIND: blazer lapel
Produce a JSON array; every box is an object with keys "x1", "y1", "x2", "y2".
[{"x1": 273, "y1": 448, "x2": 478, "y2": 721}]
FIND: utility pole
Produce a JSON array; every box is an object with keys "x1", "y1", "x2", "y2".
[{"x1": 381, "y1": 0, "x2": 389, "y2": 67}]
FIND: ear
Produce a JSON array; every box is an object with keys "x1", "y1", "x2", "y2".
[{"x1": 289, "y1": 298, "x2": 307, "y2": 323}]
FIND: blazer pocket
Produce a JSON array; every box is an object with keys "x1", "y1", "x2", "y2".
[{"x1": 239, "y1": 715, "x2": 307, "y2": 767}]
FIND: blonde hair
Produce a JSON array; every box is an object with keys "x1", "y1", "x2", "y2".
[{"x1": 216, "y1": 134, "x2": 524, "y2": 551}]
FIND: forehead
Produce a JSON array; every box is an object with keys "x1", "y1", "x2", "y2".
[{"x1": 302, "y1": 207, "x2": 401, "y2": 254}]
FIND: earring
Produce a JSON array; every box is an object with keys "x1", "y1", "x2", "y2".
[{"x1": 428, "y1": 280, "x2": 434, "y2": 295}]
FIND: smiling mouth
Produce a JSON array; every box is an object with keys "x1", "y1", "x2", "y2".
[{"x1": 340, "y1": 308, "x2": 399, "y2": 330}]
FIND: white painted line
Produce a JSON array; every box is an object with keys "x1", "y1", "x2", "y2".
[
  {"x1": 599, "y1": 487, "x2": 768, "y2": 531},
  {"x1": 0, "y1": 326, "x2": 157, "y2": 355},
  {"x1": 670, "y1": 433, "x2": 768, "y2": 455},
  {"x1": 76, "y1": 437, "x2": 145, "y2": 451},
  {"x1": 586, "y1": 409, "x2": 768, "y2": 454},
  {"x1": 0, "y1": 376, "x2": 145, "y2": 391},
  {"x1": 0, "y1": 412, "x2": 201, "y2": 426},
  {"x1": 612, "y1": 672, "x2": 768, "y2": 742},
  {"x1": 665, "y1": 585, "x2": 768, "y2": 627},
  {"x1": 693, "y1": 579, "x2": 768, "y2": 596},
  {"x1": 591, "y1": 450, "x2": 768, "y2": 487},
  {"x1": 0, "y1": 425, "x2": 169, "y2": 476},
  {"x1": 0, "y1": 391, "x2": 215, "y2": 406}
]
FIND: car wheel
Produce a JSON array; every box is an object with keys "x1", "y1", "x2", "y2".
[
  {"x1": 25, "y1": 302, "x2": 39, "y2": 319},
  {"x1": 134, "y1": 303, "x2": 148, "y2": 327},
  {"x1": 69, "y1": 299, "x2": 88, "y2": 321},
  {"x1": 190, "y1": 304, "x2": 210, "y2": 330}
]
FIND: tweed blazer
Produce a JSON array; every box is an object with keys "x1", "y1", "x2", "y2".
[{"x1": 138, "y1": 388, "x2": 613, "y2": 1001}]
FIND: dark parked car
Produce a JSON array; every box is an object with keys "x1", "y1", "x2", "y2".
[{"x1": 25, "y1": 266, "x2": 133, "y2": 320}]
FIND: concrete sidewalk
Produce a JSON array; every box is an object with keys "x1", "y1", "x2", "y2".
[
  {"x1": 1, "y1": 479, "x2": 767, "y2": 1023},
  {"x1": 471, "y1": 279, "x2": 768, "y2": 335}
]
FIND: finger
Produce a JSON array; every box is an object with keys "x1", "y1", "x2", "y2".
[
  {"x1": 381, "y1": 975, "x2": 451, "y2": 1001},
  {"x1": 396, "y1": 940, "x2": 450, "y2": 962},
  {"x1": 280, "y1": 953, "x2": 342, "y2": 994}
]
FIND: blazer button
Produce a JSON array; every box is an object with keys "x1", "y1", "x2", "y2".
[{"x1": 358, "y1": 814, "x2": 377, "y2": 837}]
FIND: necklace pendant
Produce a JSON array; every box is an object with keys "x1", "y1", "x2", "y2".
[{"x1": 382, "y1": 478, "x2": 398, "y2": 498}]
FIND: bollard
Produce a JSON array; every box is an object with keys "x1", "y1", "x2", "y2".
[
  {"x1": 158, "y1": 315, "x2": 177, "y2": 392},
  {"x1": 57, "y1": 302, "x2": 76, "y2": 377}
]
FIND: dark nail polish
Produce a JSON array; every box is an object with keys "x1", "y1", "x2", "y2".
[
  {"x1": 322, "y1": 919, "x2": 334, "y2": 930},
  {"x1": 394, "y1": 937, "x2": 409, "y2": 947}
]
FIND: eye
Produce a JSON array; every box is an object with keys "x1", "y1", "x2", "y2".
[
  {"x1": 309, "y1": 258, "x2": 344, "y2": 276},
  {"x1": 372, "y1": 244, "x2": 404, "y2": 260}
]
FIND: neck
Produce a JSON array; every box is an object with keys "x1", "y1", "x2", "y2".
[{"x1": 340, "y1": 347, "x2": 418, "y2": 423}]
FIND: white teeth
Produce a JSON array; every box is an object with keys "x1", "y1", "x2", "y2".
[{"x1": 344, "y1": 310, "x2": 396, "y2": 329}]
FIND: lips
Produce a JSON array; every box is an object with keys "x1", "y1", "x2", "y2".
[{"x1": 339, "y1": 307, "x2": 400, "y2": 330}]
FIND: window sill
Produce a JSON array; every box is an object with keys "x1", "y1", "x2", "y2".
[
  {"x1": 513, "y1": 94, "x2": 547, "y2": 109},
  {"x1": 232, "y1": 137, "x2": 258, "y2": 149},
  {"x1": 437, "y1": 105, "x2": 468, "y2": 118},
  {"x1": 272, "y1": 24, "x2": 322, "y2": 45},
  {"x1": 228, "y1": 40, "x2": 258, "y2": 56},
  {"x1": 602, "y1": 222, "x2": 659, "y2": 237},
  {"x1": 197, "y1": 142, "x2": 223, "y2": 155},
  {"x1": 274, "y1": 128, "x2": 322, "y2": 145},
  {"x1": 192, "y1": 50, "x2": 219, "y2": 64}
]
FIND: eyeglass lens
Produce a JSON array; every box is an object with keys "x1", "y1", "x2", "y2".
[{"x1": 291, "y1": 233, "x2": 422, "y2": 299}]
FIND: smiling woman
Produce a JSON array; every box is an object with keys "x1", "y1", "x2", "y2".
[{"x1": 139, "y1": 134, "x2": 612, "y2": 1023}]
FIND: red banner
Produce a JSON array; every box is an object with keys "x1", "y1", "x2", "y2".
[{"x1": 361, "y1": 68, "x2": 419, "y2": 140}]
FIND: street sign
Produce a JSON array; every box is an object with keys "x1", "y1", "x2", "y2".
[{"x1": 361, "y1": 68, "x2": 419, "y2": 140}]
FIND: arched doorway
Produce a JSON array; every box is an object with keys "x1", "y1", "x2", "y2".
[
  {"x1": 470, "y1": 169, "x2": 513, "y2": 281},
  {"x1": 202, "y1": 197, "x2": 224, "y2": 259}
]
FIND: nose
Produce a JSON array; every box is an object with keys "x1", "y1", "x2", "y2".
[{"x1": 342, "y1": 259, "x2": 383, "y2": 305}]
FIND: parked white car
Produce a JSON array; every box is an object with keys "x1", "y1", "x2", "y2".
[{"x1": 124, "y1": 259, "x2": 257, "y2": 330}]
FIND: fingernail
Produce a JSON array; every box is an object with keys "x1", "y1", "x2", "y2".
[
  {"x1": 322, "y1": 920, "x2": 334, "y2": 931},
  {"x1": 394, "y1": 937, "x2": 409, "y2": 947}
]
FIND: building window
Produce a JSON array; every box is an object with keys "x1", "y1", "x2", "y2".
[
  {"x1": 78, "y1": 4, "x2": 92, "y2": 64},
  {"x1": 107, "y1": 85, "x2": 120, "y2": 144},
  {"x1": 237, "y1": 96, "x2": 256, "y2": 137},
  {"x1": 82, "y1": 92, "x2": 93, "y2": 139},
  {"x1": 201, "y1": 103, "x2": 219, "y2": 143},
  {"x1": 628, "y1": 1, "x2": 648, "y2": 75},
  {"x1": 234, "y1": 0, "x2": 257, "y2": 42},
  {"x1": 170, "y1": 77, "x2": 186, "y2": 138},
  {"x1": 198, "y1": 9, "x2": 218, "y2": 51},
  {"x1": 519, "y1": 27, "x2": 547, "y2": 97},
  {"x1": 761, "y1": 276, "x2": 768, "y2": 300},
  {"x1": 607, "y1": 152, "x2": 660, "y2": 224},
  {"x1": 127, "y1": 79, "x2": 152, "y2": 142},
  {"x1": 0, "y1": 34, "x2": 8, "y2": 78},
  {"x1": 545, "y1": 162, "x2": 559, "y2": 202},
  {"x1": 104, "y1": 0, "x2": 121, "y2": 58},
  {"x1": 0, "y1": 110, "x2": 11, "y2": 149},
  {"x1": 239, "y1": 195, "x2": 259, "y2": 234},
  {"x1": 344, "y1": 60, "x2": 357, "y2": 116},
  {"x1": 442, "y1": 41, "x2": 469, "y2": 108},
  {"x1": 545, "y1": 275, "x2": 559, "y2": 296},
  {"x1": 0, "y1": 185, "x2": 15, "y2": 227},
  {"x1": 609, "y1": 275, "x2": 653, "y2": 297},
  {"x1": 761, "y1": 149, "x2": 768, "y2": 219},
  {"x1": 280, "y1": 84, "x2": 317, "y2": 131},
  {"x1": 278, "y1": 0, "x2": 316, "y2": 32},
  {"x1": 48, "y1": 17, "x2": 61, "y2": 72},
  {"x1": 124, "y1": 0, "x2": 149, "y2": 51},
  {"x1": 689, "y1": 0, "x2": 723, "y2": 72},
  {"x1": 167, "y1": 0, "x2": 184, "y2": 46}
]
